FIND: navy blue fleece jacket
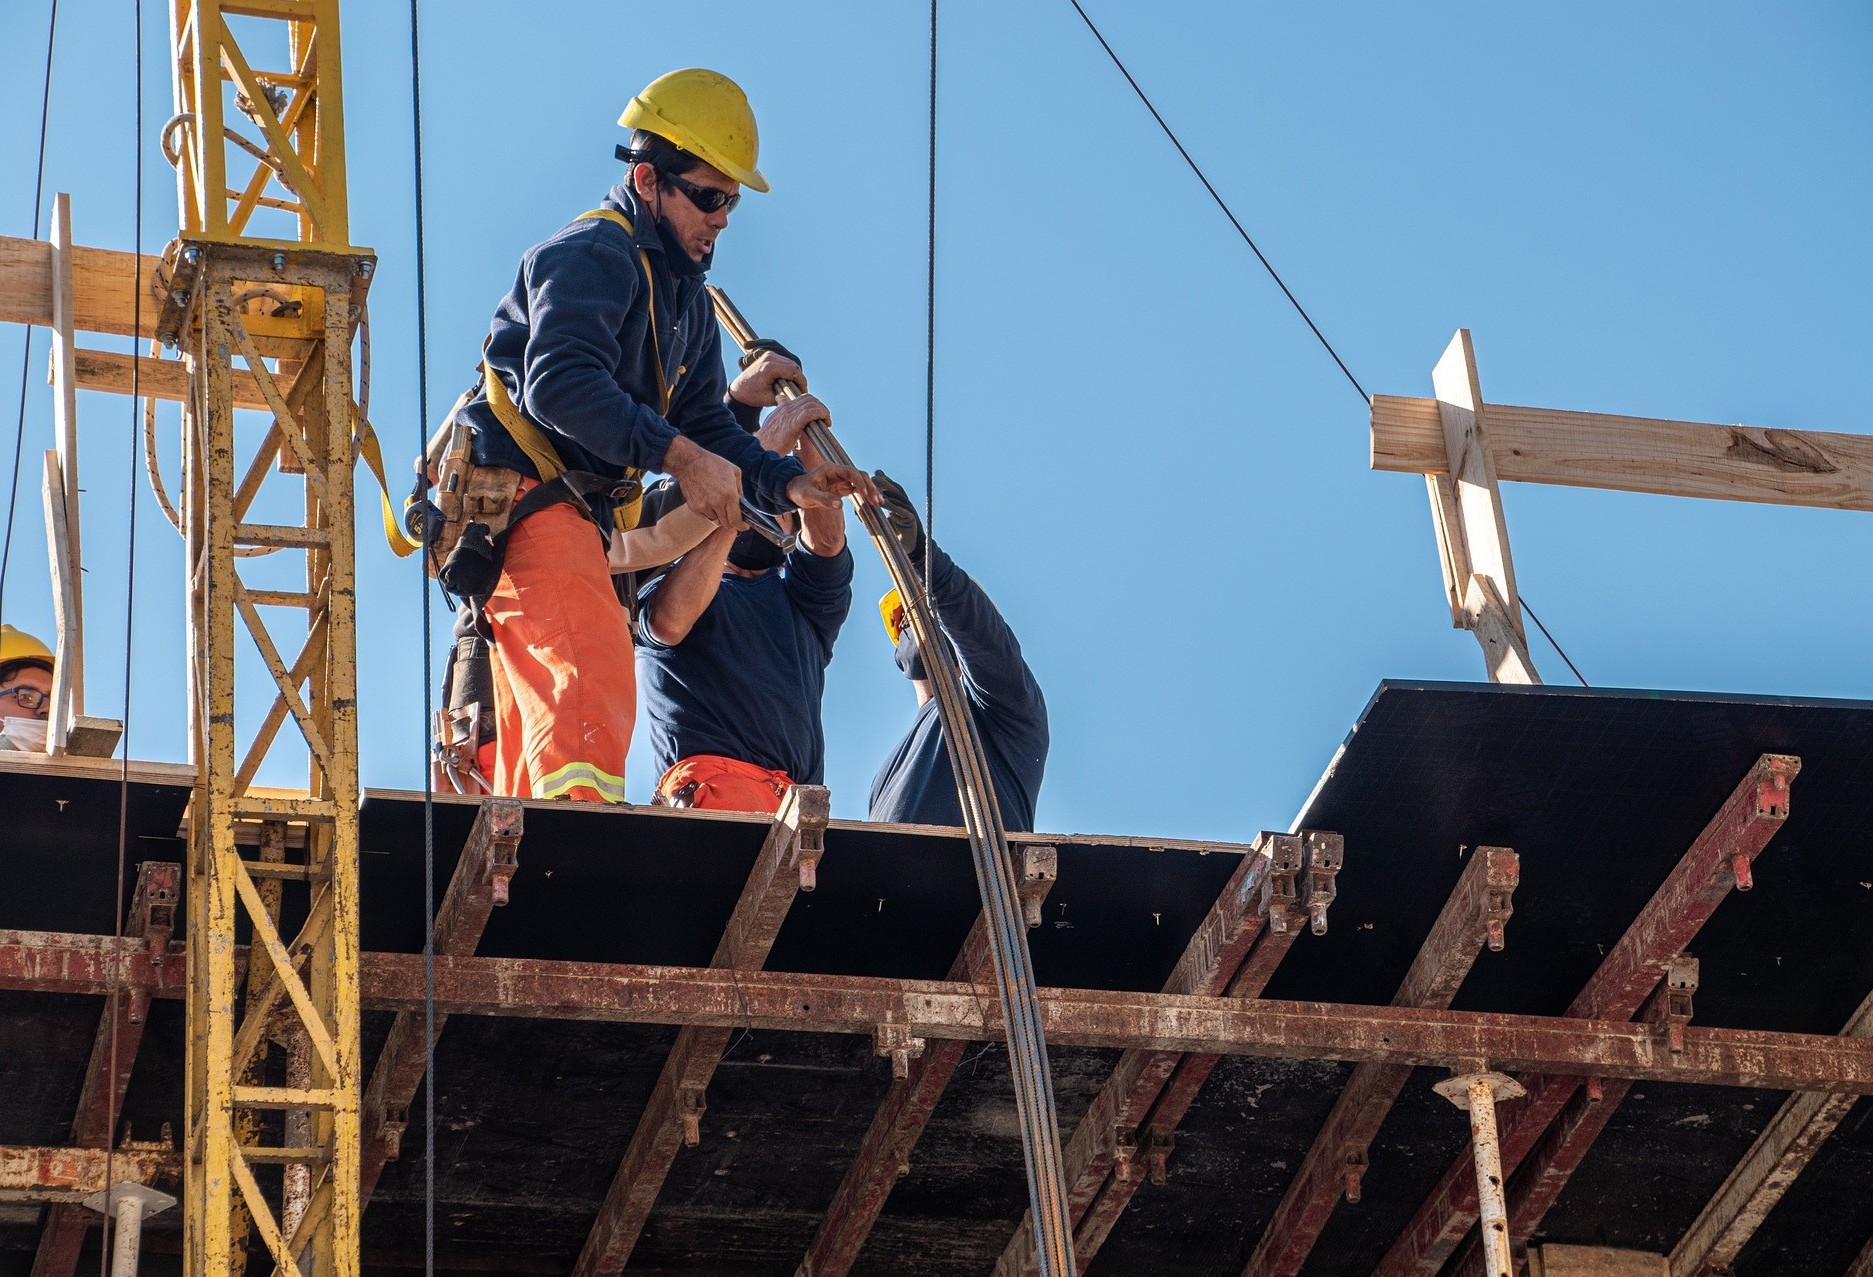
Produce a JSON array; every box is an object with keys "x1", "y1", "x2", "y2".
[
  {"x1": 457, "y1": 183, "x2": 804, "y2": 513},
  {"x1": 867, "y1": 543, "x2": 1048, "y2": 830}
]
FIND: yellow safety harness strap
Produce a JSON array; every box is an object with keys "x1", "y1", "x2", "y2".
[{"x1": 357, "y1": 409, "x2": 423, "y2": 558}]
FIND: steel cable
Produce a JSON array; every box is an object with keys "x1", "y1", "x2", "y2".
[
  {"x1": 711, "y1": 286, "x2": 1077, "y2": 1277},
  {"x1": 0, "y1": 0, "x2": 62, "y2": 629}
]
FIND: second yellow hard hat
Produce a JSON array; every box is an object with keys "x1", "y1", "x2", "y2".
[
  {"x1": 0, "y1": 624, "x2": 54, "y2": 669},
  {"x1": 619, "y1": 69, "x2": 769, "y2": 193}
]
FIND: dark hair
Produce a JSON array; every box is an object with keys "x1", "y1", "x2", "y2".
[
  {"x1": 624, "y1": 129, "x2": 705, "y2": 180},
  {"x1": 0, "y1": 658, "x2": 50, "y2": 686}
]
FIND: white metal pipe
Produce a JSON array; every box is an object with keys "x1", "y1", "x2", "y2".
[
  {"x1": 110, "y1": 1191, "x2": 146, "y2": 1277},
  {"x1": 1463, "y1": 1075, "x2": 1513, "y2": 1277}
]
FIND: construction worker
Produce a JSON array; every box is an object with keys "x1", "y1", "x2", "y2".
[
  {"x1": 453, "y1": 67, "x2": 876, "y2": 802},
  {"x1": 867, "y1": 476, "x2": 1049, "y2": 830},
  {"x1": 0, "y1": 625, "x2": 55, "y2": 752},
  {"x1": 635, "y1": 404, "x2": 852, "y2": 814}
]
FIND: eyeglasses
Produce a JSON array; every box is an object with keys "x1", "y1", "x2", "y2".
[
  {"x1": 660, "y1": 170, "x2": 740, "y2": 215},
  {"x1": 0, "y1": 685, "x2": 47, "y2": 713}
]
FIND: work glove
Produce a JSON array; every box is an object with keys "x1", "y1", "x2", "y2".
[
  {"x1": 872, "y1": 470, "x2": 925, "y2": 567},
  {"x1": 736, "y1": 337, "x2": 802, "y2": 372}
]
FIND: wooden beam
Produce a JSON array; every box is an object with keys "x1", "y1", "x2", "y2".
[
  {"x1": 1667, "y1": 988, "x2": 1873, "y2": 1277},
  {"x1": 358, "y1": 799, "x2": 523, "y2": 1203},
  {"x1": 0, "y1": 235, "x2": 160, "y2": 339},
  {"x1": 993, "y1": 833, "x2": 1339, "y2": 1277},
  {"x1": 1374, "y1": 393, "x2": 1873, "y2": 512},
  {"x1": 1241, "y1": 847, "x2": 1518, "y2": 1277},
  {"x1": 72, "y1": 347, "x2": 271, "y2": 410},
  {"x1": 1370, "y1": 755, "x2": 1798, "y2": 1277},
  {"x1": 1425, "y1": 330, "x2": 1539, "y2": 684},
  {"x1": 572, "y1": 785, "x2": 828, "y2": 1277}
]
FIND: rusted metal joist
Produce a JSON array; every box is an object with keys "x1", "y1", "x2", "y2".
[
  {"x1": 0, "y1": 1144, "x2": 179, "y2": 1204},
  {"x1": 359, "y1": 798, "x2": 522, "y2": 1202},
  {"x1": 1667, "y1": 986, "x2": 1873, "y2": 1277},
  {"x1": 30, "y1": 861, "x2": 178, "y2": 1277},
  {"x1": 573, "y1": 784, "x2": 828, "y2": 1277},
  {"x1": 990, "y1": 833, "x2": 1320, "y2": 1277},
  {"x1": 1243, "y1": 846, "x2": 1518, "y2": 1277},
  {"x1": 1041, "y1": 832, "x2": 1343, "y2": 1275},
  {"x1": 4, "y1": 940, "x2": 1871, "y2": 1094},
  {"x1": 797, "y1": 846, "x2": 1056, "y2": 1277},
  {"x1": 1371, "y1": 752, "x2": 1798, "y2": 1277}
]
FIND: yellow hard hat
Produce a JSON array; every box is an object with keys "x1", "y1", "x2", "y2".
[
  {"x1": 879, "y1": 589, "x2": 908, "y2": 645},
  {"x1": 619, "y1": 69, "x2": 769, "y2": 193},
  {"x1": 0, "y1": 624, "x2": 53, "y2": 669}
]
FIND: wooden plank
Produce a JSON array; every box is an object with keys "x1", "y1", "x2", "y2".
[
  {"x1": 1375, "y1": 393, "x2": 1873, "y2": 512},
  {"x1": 1241, "y1": 848, "x2": 1518, "y2": 1277},
  {"x1": 40, "y1": 453, "x2": 77, "y2": 755},
  {"x1": 1668, "y1": 988, "x2": 1873, "y2": 1277},
  {"x1": 1429, "y1": 330, "x2": 1538, "y2": 685},
  {"x1": 73, "y1": 348, "x2": 271, "y2": 409},
  {"x1": 0, "y1": 235, "x2": 161, "y2": 339},
  {"x1": 1526, "y1": 1246, "x2": 1668, "y2": 1277},
  {"x1": 573, "y1": 786, "x2": 828, "y2": 1277}
]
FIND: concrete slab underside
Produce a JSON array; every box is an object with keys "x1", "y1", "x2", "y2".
[{"x1": 0, "y1": 680, "x2": 1869, "y2": 1275}]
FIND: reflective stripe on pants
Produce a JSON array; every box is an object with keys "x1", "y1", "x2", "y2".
[{"x1": 485, "y1": 481, "x2": 634, "y2": 803}]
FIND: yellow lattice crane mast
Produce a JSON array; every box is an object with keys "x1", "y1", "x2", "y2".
[{"x1": 160, "y1": 2, "x2": 366, "y2": 1272}]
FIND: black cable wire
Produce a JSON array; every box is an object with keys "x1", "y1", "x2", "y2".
[
  {"x1": 923, "y1": 0, "x2": 937, "y2": 600},
  {"x1": 1065, "y1": 0, "x2": 1593, "y2": 686},
  {"x1": 0, "y1": 0, "x2": 62, "y2": 628},
  {"x1": 103, "y1": 6, "x2": 145, "y2": 1265},
  {"x1": 406, "y1": 2, "x2": 438, "y2": 1274},
  {"x1": 1064, "y1": 0, "x2": 1368, "y2": 403},
  {"x1": 1522, "y1": 598, "x2": 1589, "y2": 687}
]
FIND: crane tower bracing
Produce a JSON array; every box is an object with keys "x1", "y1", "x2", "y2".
[{"x1": 163, "y1": 1, "x2": 367, "y2": 1273}]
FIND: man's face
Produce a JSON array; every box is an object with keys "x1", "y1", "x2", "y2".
[
  {"x1": 0, "y1": 664, "x2": 52, "y2": 720},
  {"x1": 636, "y1": 160, "x2": 738, "y2": 262}
]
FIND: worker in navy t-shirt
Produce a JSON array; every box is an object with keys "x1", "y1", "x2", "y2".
[
  {"x1": 867, "y1": 474, "x2": 1048, "y2": 831},
  {"x1": 635, "y1": 407, "x2": 852, "y2": 815}
]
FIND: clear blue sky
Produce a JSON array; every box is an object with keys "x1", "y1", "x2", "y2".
[{"x1": 2, "y1": 2, "x2": 1868, "y2": 839}]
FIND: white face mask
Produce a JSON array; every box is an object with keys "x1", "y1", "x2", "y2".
[{"x1": 2, "y1": 716, "x2": 47, "y2": 751}]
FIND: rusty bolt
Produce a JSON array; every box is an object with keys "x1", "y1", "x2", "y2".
[{"x1": 271, "y1": 253, "x2": 287, "y2": 271}]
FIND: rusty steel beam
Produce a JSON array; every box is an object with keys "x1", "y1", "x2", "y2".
[
  {"x1": 573, "y1": 785, "x2": 828, "y2": 1277},
  {"x1": 797, "y1": 847, "x2": 1055, "y2": 1277},
  {"x1": 359, "y1": 798, "x2": 523, "y2": 1202},
  {"x1": 1849, "y1": 1230, "x2": 1873, "y2": 1277},
  {"x1": 4, "y1": 937, "x2": 1873, "y2": 1095},
  {"x1": 989, "y1": 832, "x2": 1312, "y2": 1277},
  {"x1": 29, "y1": 862, "x2": 178, "y2": 1277},
  {"x1": 1668, "y1": 987, "x2": 1873, "y2": 1277},
  {"x1": 1243, "y1": 846, "x2": 1519, "y2": 1277},
  {"x1": 1066, "y1": 832, "x2": 1345, "y2": 1271},
  {"x1": 1370, "y1": 753, "x2": 1799, "y2": 1277},
  {"x1": 0, "y1": 1144, "x2": 179, "y2": 1204}
]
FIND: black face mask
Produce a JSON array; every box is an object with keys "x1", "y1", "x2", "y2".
[
  {"x1": 727, "y1": 529, "x2": 785, "y2": 573},
  {"x1": 654, "y1": 214, "x2": 710, "y2": 274},
  {"x1": 894, "y1": 628, "x2": 928, "y2": 681}
]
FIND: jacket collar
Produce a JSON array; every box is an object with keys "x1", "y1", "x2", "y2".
[{"x1": 602, "y1": 183, "x2": 711, "y2": 278}]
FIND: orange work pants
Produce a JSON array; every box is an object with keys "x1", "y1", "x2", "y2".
[
  {"x1": 656, "y1": 754, "x2": 794, "y2": 815},
  {"x1": 485, "y1": 481, "x2": 634, "y2": 802}
]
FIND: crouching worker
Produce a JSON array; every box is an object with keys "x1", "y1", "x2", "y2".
[
  {"x1": 450, "y1": 67, "x2": 873, "y2": 801},
  {"x1": 867, "y1": 475, "x2": 1048, "y2": 830},
  {"x1": 636, "y1": 410, "x2": 852, "y2": 815},
  {"x1": 0, "y1": 626, "x2": 54, "y2": 753}
]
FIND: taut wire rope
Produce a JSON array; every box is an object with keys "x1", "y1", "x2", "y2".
[
  {"x1": 104, "y1": 1, "x2": 146, "y2": 1265},
  {"x1": 405, "y1": 3, "x2": 440, "y2": 1275},
  {"x1": 0, "y1": 0, "x2": 63, "y2": 627},
  {"x1": 923, "y1": 0, "x2": 937, "y2": 599},
  {"x1": 1064, "y1": 0, "x2": 1589, "y2": 685}
]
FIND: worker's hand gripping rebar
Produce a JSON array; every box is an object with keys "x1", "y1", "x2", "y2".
[{"x1": 708, "y1": 286, "x2": 1077, "y2": 1277}]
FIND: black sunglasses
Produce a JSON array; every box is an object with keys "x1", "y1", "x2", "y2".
[{"x1": 659, "y1": 169, "x2": 740, "y2": 215}]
